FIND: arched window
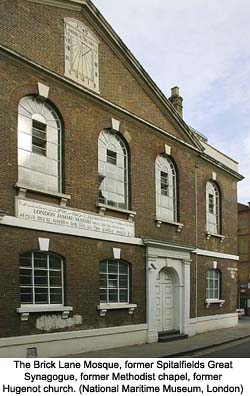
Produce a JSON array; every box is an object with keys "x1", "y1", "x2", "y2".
[
  {"x1": 206, "y1": 269, "x2": 221, "y2": 300},
  {"x1": 206, "y1": 181, "x2": 220, "y2": 234},
  {"x1": 19, "y1": 252, "x2": 64, "y2": 305},
  {"x1": 155, "y1": 155, "x2": 177, "y2": 222},
  {"x1": 98, "y1": 129, "x2": 128, "y2": 209},
  {"x1": 99, "y1": 259, "x2": 129, "y2": 304},
  {"x1": 18, "y1": 96, "x2": 62, "y2": 193}
]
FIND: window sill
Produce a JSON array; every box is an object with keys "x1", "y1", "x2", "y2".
[
  {"x1": 97, "y1": 303, "x2": 137, "y2": 317},
  {"x1": 15, "y1": 183, "x2": 71, "y2": 207},
  {"x1": 205, "y1": 231, "x2": 225, "y2": 242},
  {"x1": 155, "y1": 217, "x2": 183, "y2": 232},
  {"x1": 16, "y1": 304, "x2": 73, "y2": 321},
  {"x1": 96, "y1": 203, "x2": 136, "y2": 222},
  {"x1": 205, "y1": 299, "x2": 225, "y2": 308}
]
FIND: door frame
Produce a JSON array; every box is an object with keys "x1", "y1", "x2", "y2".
[{"x1": 144, "y1": 238, "x2": 193, "y2": 343}]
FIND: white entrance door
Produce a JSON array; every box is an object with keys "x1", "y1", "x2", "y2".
[{"x1": 155, "y1": 268, "x2": 174, "y2": 332}]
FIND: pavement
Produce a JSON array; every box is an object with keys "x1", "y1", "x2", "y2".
[{"x1": 64, "y1": 317, "x2": 250, "y2": 358}]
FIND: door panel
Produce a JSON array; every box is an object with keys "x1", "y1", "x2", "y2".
[{"x1": 156, "y1": 269, "x2": 174, "y2": 332}]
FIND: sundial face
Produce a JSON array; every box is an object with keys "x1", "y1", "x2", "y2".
[{"x1": 65, "y1": 19, "x2": 99, "y2": 92}]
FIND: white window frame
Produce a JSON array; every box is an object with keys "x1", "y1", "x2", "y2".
[
  {"x1": 19, "y1": 251, "x2": 64, "y2": 306},
  {"x1": 98, "y1": 129, "x2": 129, "y2": 210},
  {"x1": 206, "y1": 269, "x2": 220, "y2": 300},
  {"x1": 99, "y1": 259, "x2": 129, "y2": 304},
  {"x1": 206, "y1": 181, "x2": 220, "y2": 235},
  {"x1": 17, "y1": 96, "x2": 62, "y2": 193},
  {"x1": 155, "y1": 155, "x2": 177, "y2": 222}
]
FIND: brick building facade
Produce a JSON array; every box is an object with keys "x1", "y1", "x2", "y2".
[
  {"x1": 0, "y1": 0, "x2": 243, "y2": 357},
  {"x1": 238, "y1": 203, "x2": 250, "y2": 313}
]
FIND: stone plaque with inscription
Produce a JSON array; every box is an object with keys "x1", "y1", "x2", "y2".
[{"x1": 16, "y1": 199, "x2": 135, "y2": 237}]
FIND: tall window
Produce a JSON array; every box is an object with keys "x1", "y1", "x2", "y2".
[
  {"x1": 155, "y1": 155, "x2": 177, "y2": 222},
  {"x1": 19, "y1": 252, "x2": 64, "y2": 305},
  {"x1": 99, "y1": 259, "x2": 129, "y2": 304},
  {"x1": 206, "y1": 181, "x2": 220, "y2": 234},
  {"x1": 18, "y1": 96, "x2": 62, "y2": 193},
  {"x1": 98, "y1": 130, "x2": 128, "y2": 209},
  {"x1": 206, "y1": 269, "x2": 221, "y2": 300}
]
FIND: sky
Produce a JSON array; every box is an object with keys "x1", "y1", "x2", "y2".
[{"x1": 93, "y1": 0, "x2": 250, "y2": 204}]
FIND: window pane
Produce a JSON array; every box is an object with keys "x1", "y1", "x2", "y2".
[
  {"x1": 100, "y1": 289, "x2": 107, "y2": 303},
  {"x1": 100, "y1": 275, "x2": 107, "y2": 288},
  {"x1": 109, "y1": 289, "x2": 118, "y2": 302},
  {"x1": 34, "y1": 256, "x2": 47, "y2": 269},
  {"x1": 20, "y1": 268, "x2": 32, "y2": 287},
  {"x1": 49, "y1": 255, "x2": 62, "y2": 270},
  {"x1": 35, "y1": 288, "x2": 48, "y2": 304},
  {"x1": 161, "y1": 171, "x2": 169, "y2": 196},
  {"x1": 108, "y1": 262, "x2": 118, "y2": 273},
  {"x1": 50, "y1": 290, "x2": 62, "y2": 304},
  {"x1": 20, "y1": 254, "x2": 32, "y2": 267},
  {"x1": 20, "y1": 289, "x2": 33, "y2": 304},
  {"x1": 32, "y1": 119, "x2": 47, "y2": 156},
  {"x1": 34, "y1": 274, "x2": 48, "y2": 286},
  {"x1": 119, "y1": 262, "x2": 128, "y2": 274},
  {"x1": 119, "y1": 290, "x2": 128, "y2": 303},
  {"x1": 100, "y1": 261, "x2": 107, "y2": 273},
  {"x1": 49, "y1": 271, "x2": 61, "y2": 286},
  {"x1": 108, "y1": 275, "x2": 118, "y2": 288},
  {"x1": 107, "y1": 149, "x2": 117, "y2": 165},
  {"x1": 119, "y1": 275, "x2": 128, "y2": 288}
]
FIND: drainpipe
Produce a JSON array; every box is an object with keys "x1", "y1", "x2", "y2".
[{"x1": 195, "y1": 162, "x2": 199, "y2": 318}]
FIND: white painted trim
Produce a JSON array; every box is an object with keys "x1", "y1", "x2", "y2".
[
  {"x1": 15, "y1": 183, "x2": 71, "y2": 200},
  {"x1": 97, "y1": 303, "x2": 137, "y2": 310},
  {"x1": 112, "y1": 247, "x2": 121, "y2": 259},
  {"x1": 0, "y1": 216, "x2": 143, "y2": 246},
  {"x1": 194, "y1": 248, "x2": 239, "y2": 261},
  {"x1": 187, "y1": 313, "x2": 238, "y2": 337},
  {"x1": 111, "y1": 118, "x2": 120, "y2": 131},
  {"x1": 96, "y1": 203, "x2": 136, "y2": 218},
  {"x1": 37, "y1": 82, "x2": 49, "y2": 99},
  {"x1": 38, "y1": 237, "x2": 50, "y2": 251},
  {"x1": 16, "y1": 305, "x2": 73, "y2": 314},
  {"x1": 0, "y1": 323, "x2": 147, "y2": 348},
  {"x1": 0, "y1": 324, "x2": 147, "y2": 358}
]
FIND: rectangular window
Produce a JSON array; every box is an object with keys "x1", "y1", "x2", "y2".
[
  {"x1": 206, "y1": 269, "x2": 220, "y2": 300},
  {"x1": 208, "y1": 193, "x2": 214, "y2": 213},
  {"x1": 32, "y1": 119, "x2": 47, "y2": 156},
  {"x1": 160, "y1": 171, "x2": 169, "y2": 196},
  {"x1": 107, "y1": 149, "x2": 117, "y2": 165}
]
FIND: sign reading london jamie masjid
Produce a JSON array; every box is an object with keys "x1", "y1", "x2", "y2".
[{"x1": 16, "y1": 199, "x2": 135, "y2": 237}]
